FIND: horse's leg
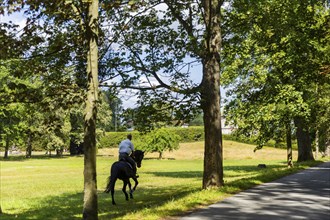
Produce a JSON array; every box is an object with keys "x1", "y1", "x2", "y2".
[
  {"x1": 132, "y1": 177, "x2": 139, "y2": 191},
  {"x1": 110, "y1": 177, "x2": 117, "y2": 205},
  {"x1": 107, "y1": 165, "x2": 119, "y2": 205},
  {"x1": 128, "y1": 179, "x2": 133, "y2": 199},
  {"x1": 122, "y1": 179, "x2": 129, "y2": 201}
]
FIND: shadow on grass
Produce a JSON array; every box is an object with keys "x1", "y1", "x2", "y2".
[
  {"x1": 99, "y1": 184, "x2": 199, "y2": 219},
  {"x1": 1, "y1": 185, "x2": 198, "y2": 220},
  {"x1": 144, "y1": 171, "x2": 203, "y2": 179},
  {"x1": 1, "y1": 192, "x2": 84, "y2": 220},
  {"x1": 143, "y1": 164, "x2": 285, "y2": 179}
]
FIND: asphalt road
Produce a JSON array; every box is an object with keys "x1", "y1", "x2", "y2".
[{"x1": 181, "y1": 161, "x2": 330, "y2": 220}]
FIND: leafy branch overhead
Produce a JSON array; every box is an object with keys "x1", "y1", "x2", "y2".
[{"x1": 100, "y1": 1, "x2": 202, "y2": 92}]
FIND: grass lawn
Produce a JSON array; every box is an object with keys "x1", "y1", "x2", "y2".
[{"x1": 0, "y1": 140, "x2": 327, "y2": 219}]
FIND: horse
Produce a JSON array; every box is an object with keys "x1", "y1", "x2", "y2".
[{"x1": 104, "y1": 150, "x2": 144, "y2": 205}]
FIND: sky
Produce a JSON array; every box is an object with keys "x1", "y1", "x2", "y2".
[{"x1": 0, "y1": 10, "x2": 26, "y2": 28}]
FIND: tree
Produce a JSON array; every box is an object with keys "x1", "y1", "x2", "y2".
[
  {"x1": 82, "y1": 0, "x2": 99, "y2": 219},
  {"x1": 0, "y1": 0, "x2": 88, "y2": 159},
  {"x1": 1, "y1": 0, "x2": 101, "y2": 218},
  {"x1": 0, "y1": 104, "x2": 21, "y2": 158},
  {"x1": 318, "y1": 82, "x2": 330, "y2": 156},
  {"x1": 0, "y1": 63, "x2": 41, "y2": 158},
  {"x1": 69, "y1": 105, "x2": 85, "y2": 155},
  {"x1": 189, "y1": 113, "x2": 204, "y2": 126},
  {"x1": 221, "y1": 0, "x2": 329, "y2": 163},
  {"x1": 138, "y1": 128, "x2": 181, "y2": 159},
  {"x1": 102, "y1": 0, "x2": 224, "y2": 189},
  {"x1": 0, "y1": 56, "x2": 86, "y2": 158}
]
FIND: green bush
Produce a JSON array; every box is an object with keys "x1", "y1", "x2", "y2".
[
  {"x1": 222, "y1": 134, "x2": 256, "y2": 145},
  {"x1": 140, "y1": 128, "x2": 181, "y2": 159},
  {"x1": 99, "y1": 127, "x2": 205, "y2": 149},
  {"x1": 98, "y1": 131, "x2": 144, "y2": 148},
  {"x1": 166, "y1": 126, "x2": 205, "y2": 142}
]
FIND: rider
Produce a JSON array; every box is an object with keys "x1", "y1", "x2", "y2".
[{"x1": 118, "y1": 134, "x2": 138, "y2": 177}]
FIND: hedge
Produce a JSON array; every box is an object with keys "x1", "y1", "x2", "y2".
[
  {"x1": 98, "y1": 126, "x2": 205, "y2": 148},
  {"x1": 98, "y1": 126, "x2": 293, "y2": 150}
]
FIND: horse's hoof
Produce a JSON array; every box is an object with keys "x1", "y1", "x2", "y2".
[
  {"x1": 130, "y1": 195, "x2": 133, "y2": 199},
  {"x1": 112, "y1": 202, "x2": 116, "y2": 205}
]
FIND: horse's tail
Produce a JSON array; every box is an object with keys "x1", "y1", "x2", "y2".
[
  {"x1": 104, "y1": 162, "x2": 119, "y2": 193},
  {"x1": 104, "y1": 176, "x2": 112, "y2": 193}
]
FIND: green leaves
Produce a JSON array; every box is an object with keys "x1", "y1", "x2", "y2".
[
  {"x1": 0, "y1": 62, "x2": 41, "y2": 104},
  {"x1": 222, "y1": 0, "x2": 329, "y2": 152},
  {"x1": 135, "y1": 127, "x2": 181, "y2": 159}
]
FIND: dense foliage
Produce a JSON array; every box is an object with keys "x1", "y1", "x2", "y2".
[{"x1": 222, "y1": 0, "x2": 330, "y2": 163}]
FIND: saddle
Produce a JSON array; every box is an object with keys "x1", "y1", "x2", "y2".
[
  {"x1": 119, "y1": 158, "x2": 133, "y2": 169},
  {"x1": 118, "y1": 158, "x2": 139, "y2": 178}
]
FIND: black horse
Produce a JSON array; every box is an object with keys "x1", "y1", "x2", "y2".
[{"x1": 104, "y1": 150, "x2": 144, "y2": 205}]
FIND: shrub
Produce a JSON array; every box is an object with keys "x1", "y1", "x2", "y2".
[
  {"x1": 98, "y1": 131, "x2": 144, "y2": 148},
  {"x1": 141, "y1": 128, "x2": 181, "y2": 159},
  {"x1": 166, "y1": 126, "x2": 205, "y2": 142}
]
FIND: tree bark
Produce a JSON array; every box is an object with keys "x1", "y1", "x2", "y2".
[
  {"x1": 286, "y1": 122, "x2": 293, "y2": 167},
  {"x1": 325, "y1": 126, "x2": 330, "y2": 157},
  {"x1": 4, "y1": 135, "x2": 9, "y2": 159},
  {"x1": 201, "y1": 0, "x2": 224, "y2": 189},
  {"x1": 315, "y1": 129, "x2": 319, "y2": 160},
  {"x1": 326, "y1": 143, "x2": 330, "y2": 157},
  {"x1": 26, "y1": 132, "x2": 32, "y2": 158},
  {"x1": 82, "y1": 0, "x2": 99, "y2": 219},
  {"x1": 294, "y1": 117, "x2": 314, "y2": 162}
]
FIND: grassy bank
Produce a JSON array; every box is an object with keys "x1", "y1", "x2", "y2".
[{"x1": 0, "y1": 140, "x2": 326, "y2": 219}]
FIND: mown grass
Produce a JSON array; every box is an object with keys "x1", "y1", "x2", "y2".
[{"x1": 0, "y1": 140, "x2": 327, "y2": 220}]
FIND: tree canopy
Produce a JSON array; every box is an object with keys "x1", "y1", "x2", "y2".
[{"x1": 221, "y1": 0, "x2": 329, "y2": 163}]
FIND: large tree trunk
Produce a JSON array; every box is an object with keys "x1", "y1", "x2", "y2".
[
  {"x1": 82, "y1": 0, "x2": 99, "y2": 219},
  {"x1": 294, "y1": 117, "x2": 314, "y2": 162},
  {"x1": 286, "y1": 122, "x2": 293, "y2": 167},
  {"x1": 325, "y1": 143, "x2": 330, "y2": 157},
  {"x1": 315, "y1": 129, "x2": 319, "y2": 160},
  {"x1": 201, "y1": 0, "x2": 224, "y2": 189}
]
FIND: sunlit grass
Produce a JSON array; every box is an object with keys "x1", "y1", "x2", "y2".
[{"x1": 0, "y1": 140, "x2": 327, "y2": 219}]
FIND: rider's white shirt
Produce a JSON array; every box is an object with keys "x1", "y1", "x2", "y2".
[{"x1": 118, "y1": 139, "x2": 134, "y2": 155}]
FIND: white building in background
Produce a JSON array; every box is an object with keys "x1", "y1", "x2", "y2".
[{"x1": 221, "y1": 116, "x2": 236, "y2": 135}]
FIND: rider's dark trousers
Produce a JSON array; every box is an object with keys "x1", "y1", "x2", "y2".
[{"x1": 119, "y1": 153, "x2": 137, "y2": 174}]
